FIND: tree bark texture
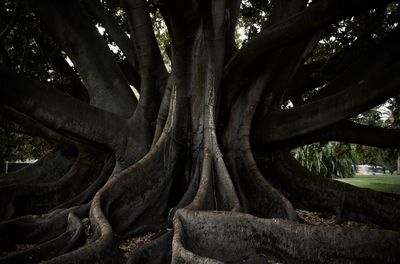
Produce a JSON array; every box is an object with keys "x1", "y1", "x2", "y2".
[{"x1": 1, "y1": 0, "x2": 400, "y2": 263}]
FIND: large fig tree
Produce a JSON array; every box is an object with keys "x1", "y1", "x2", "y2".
[{"x1": 1, "y1": 0, "x2": 400, "y2": 263}]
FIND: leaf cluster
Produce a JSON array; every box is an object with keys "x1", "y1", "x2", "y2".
[{"x1": 293, "y1": 142, "x2": 357, "y2": 178}]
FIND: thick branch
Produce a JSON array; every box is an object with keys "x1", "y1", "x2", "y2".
[
  {"x1": 290, "y1": 121, "x2": 400, "y2": 149},
  {"x1": 284, "y1": 27, "x2": 400, "y2": 106},
  {"x1": 254, "y1": 60, "x2": 400, "y2": 145},
  {"x1": 282, "y1": 60, "x2": 325, "y2": 104},
  {"x1": 28, "y1": 0, "x2": 137, "y2": 118},
  {"x1": 81, "y1": 0, "x2": 139, "y2": 71},
  {"x1": 267, "y1": 0, "x2": 308, "y2": 26},
  {"x1": 118, "y1": 59, "x2": 141, "y2": 89},
  {"x1": 119, "y1": 0, "x2": 168, "y2": 155},
  {"x1": 0, "y1": 65, "x2": 131, "y2": 156},
  {"x1": 1, "y1": 106, "x2": 78, "y2": 147},
  {"x1": 34, "y1": 33, "x2": 90, "y2": 102},
  {"x1": 309, "y1": 32, "x2": 400, "y2": 102},
  {"x1": 223, "y1": 0, "x2": 392, "y2": 85},
  {"x1": 285, "y1": 39, "x2": 372, "y2": 104},
  {"x1": 224, "y1": 0, "x2": 241, "y2": 61},
  {"x1": 160, "y1": 0, "x2": 201, "y2": 49},
  {"x1": 0, "y1": 0, "x2": 22, "y2": 40},
  {"x1": 122, "y1": 0, "x2": 167, "y2": 77}
]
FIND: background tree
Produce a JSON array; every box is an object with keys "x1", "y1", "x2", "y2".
[
  {"x1": 293, "y1": 142, "x2": 357, "y2": 178},
  {"x1": 353, "y1": 97, "x2": 400, "y2": 173},
  {"x1": 0, "y1": 119, "x2": 49, "y2": 163},
  {"x1": 1, "y1": 0, "x2": 400, "y2": 263}
]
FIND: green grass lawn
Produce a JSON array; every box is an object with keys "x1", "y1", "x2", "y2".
[{"x1": 336, "y1": 175, "x2": 400, "y2": 194}]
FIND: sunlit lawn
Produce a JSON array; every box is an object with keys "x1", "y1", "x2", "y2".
[{"x1": 336, "y1": 175, "x2": 400, "y2": 194}]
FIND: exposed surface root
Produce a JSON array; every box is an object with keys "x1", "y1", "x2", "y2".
[
  {"x1": 172, "y1": 209, "x2": 400, "y2": 264},
  {"x1": 0, "y1": 149, "x2": 110, "y2": 219},
  {"x1": 0, "y1": 147, "x2": 76, "y2": 186},
  {"x1": 0, "y1": 213, "x2": 85, "y2": 264},
  {"x1": 32, "y1": 90, "x2": 180, "y2": 264},
  {"x1": 270, "y1": 149, "x2": 400, "y2": 229}
]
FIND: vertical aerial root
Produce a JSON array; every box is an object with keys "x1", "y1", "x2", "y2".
[
  {"x1": 89, "y1": 87, "x2": 182, "y2": 236},
  {"x1": 224, "y1": 122, "x2": 297, "y2": 220},
  {"x1": 271, "y1": 149, "x2": 400, "y2": 229},
  {"x1": 223, "y1": 73, "x2": 297, "y2": 220},
  {"x1": 184, "y1": 85, "x2": 241, "y2": 212},
  {"x1": 169, "y1": 153, "x2": 201, "y2": 214},
  {"x1": 237, "y1": 146, "x2": 298, "y2": 220},
  {"x1": 185, "y1": 152, "x2": 215, "y2": 211},
  {"x1": 94, "y1": 129, "x2": 175, "y2": 236},
  {"x1": 212, "y1": 150, "x2": 242, "y2": 211},
  {"x1": 0, "y1": 213, "x2": 85, "y2": 264},
  {"x1": 172, "y1": 208, "x2": 400, "y2": 264},
  {"x1": 184, "y1": 145, "x2": 242, "y2": 212}
]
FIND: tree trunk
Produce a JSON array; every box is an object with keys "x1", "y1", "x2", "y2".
[{"x1": 1, "y1": 0, "x2": 400, "y2": 263}]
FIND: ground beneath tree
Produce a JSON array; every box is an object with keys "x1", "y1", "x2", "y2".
[
  {"x1": 0, "y1": 208, "x2": 384, "y2": 259},
  {"x1": 296, "y1": 209, "x2": 382, "y2": 229},
  {"x1": 118, "y1": 229, "x2": 164, "y2": 259},
  {"x1": 0, "y1": 208, "x2": 385, "y2": 260}
]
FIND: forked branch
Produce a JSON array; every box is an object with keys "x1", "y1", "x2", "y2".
[{"x1": 0, "y1": 65, "x2": 132, "y2": 157}]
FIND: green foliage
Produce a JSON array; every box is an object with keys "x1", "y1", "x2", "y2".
[
  {"x1": 238, "y1": 0, "x2": 271, "y2": 41},
  {"x1": 0, "y1": 121, "x2": 50, "y2": 163},
  {"x1": 354, "y1": 145, "x2": 397, "y2": 173},
  {"x1": 352, "y1": 96, "x2": 400, "y2": 172},
  {"x1": 150, "y1": 10, "x2": 171, "y2": 70},
  {"x1": 0, "y1": 1, "x2": 53, "y2": 163},
  {"x1": 293, "y1": 142, "x2": 357, "y2": 178},
  {"x1": 308, "y1": 3, "x2": 399, "y2": 63}
]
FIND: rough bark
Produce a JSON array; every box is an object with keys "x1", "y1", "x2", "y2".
[{"x1": 1, "y1": 0, "x2": 400, "y2": 263}]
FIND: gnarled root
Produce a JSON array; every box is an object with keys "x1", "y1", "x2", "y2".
[
  {"x1": 0, "y1": 213, "x2": 85, "y2": 264},
  {"x1": 0, "y1": 148, "x2": 111, "y2": 219},
  {"x1": 172, "y1": 208, "x2": 400, "y2": 263},
  {"x1": 268, "y1": 149, "x2": 400, "y2": 229}
]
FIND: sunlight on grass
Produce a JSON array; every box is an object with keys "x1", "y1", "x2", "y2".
[{"x1": 336, "y1": 175, "x2": 400, "y2": 194}]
